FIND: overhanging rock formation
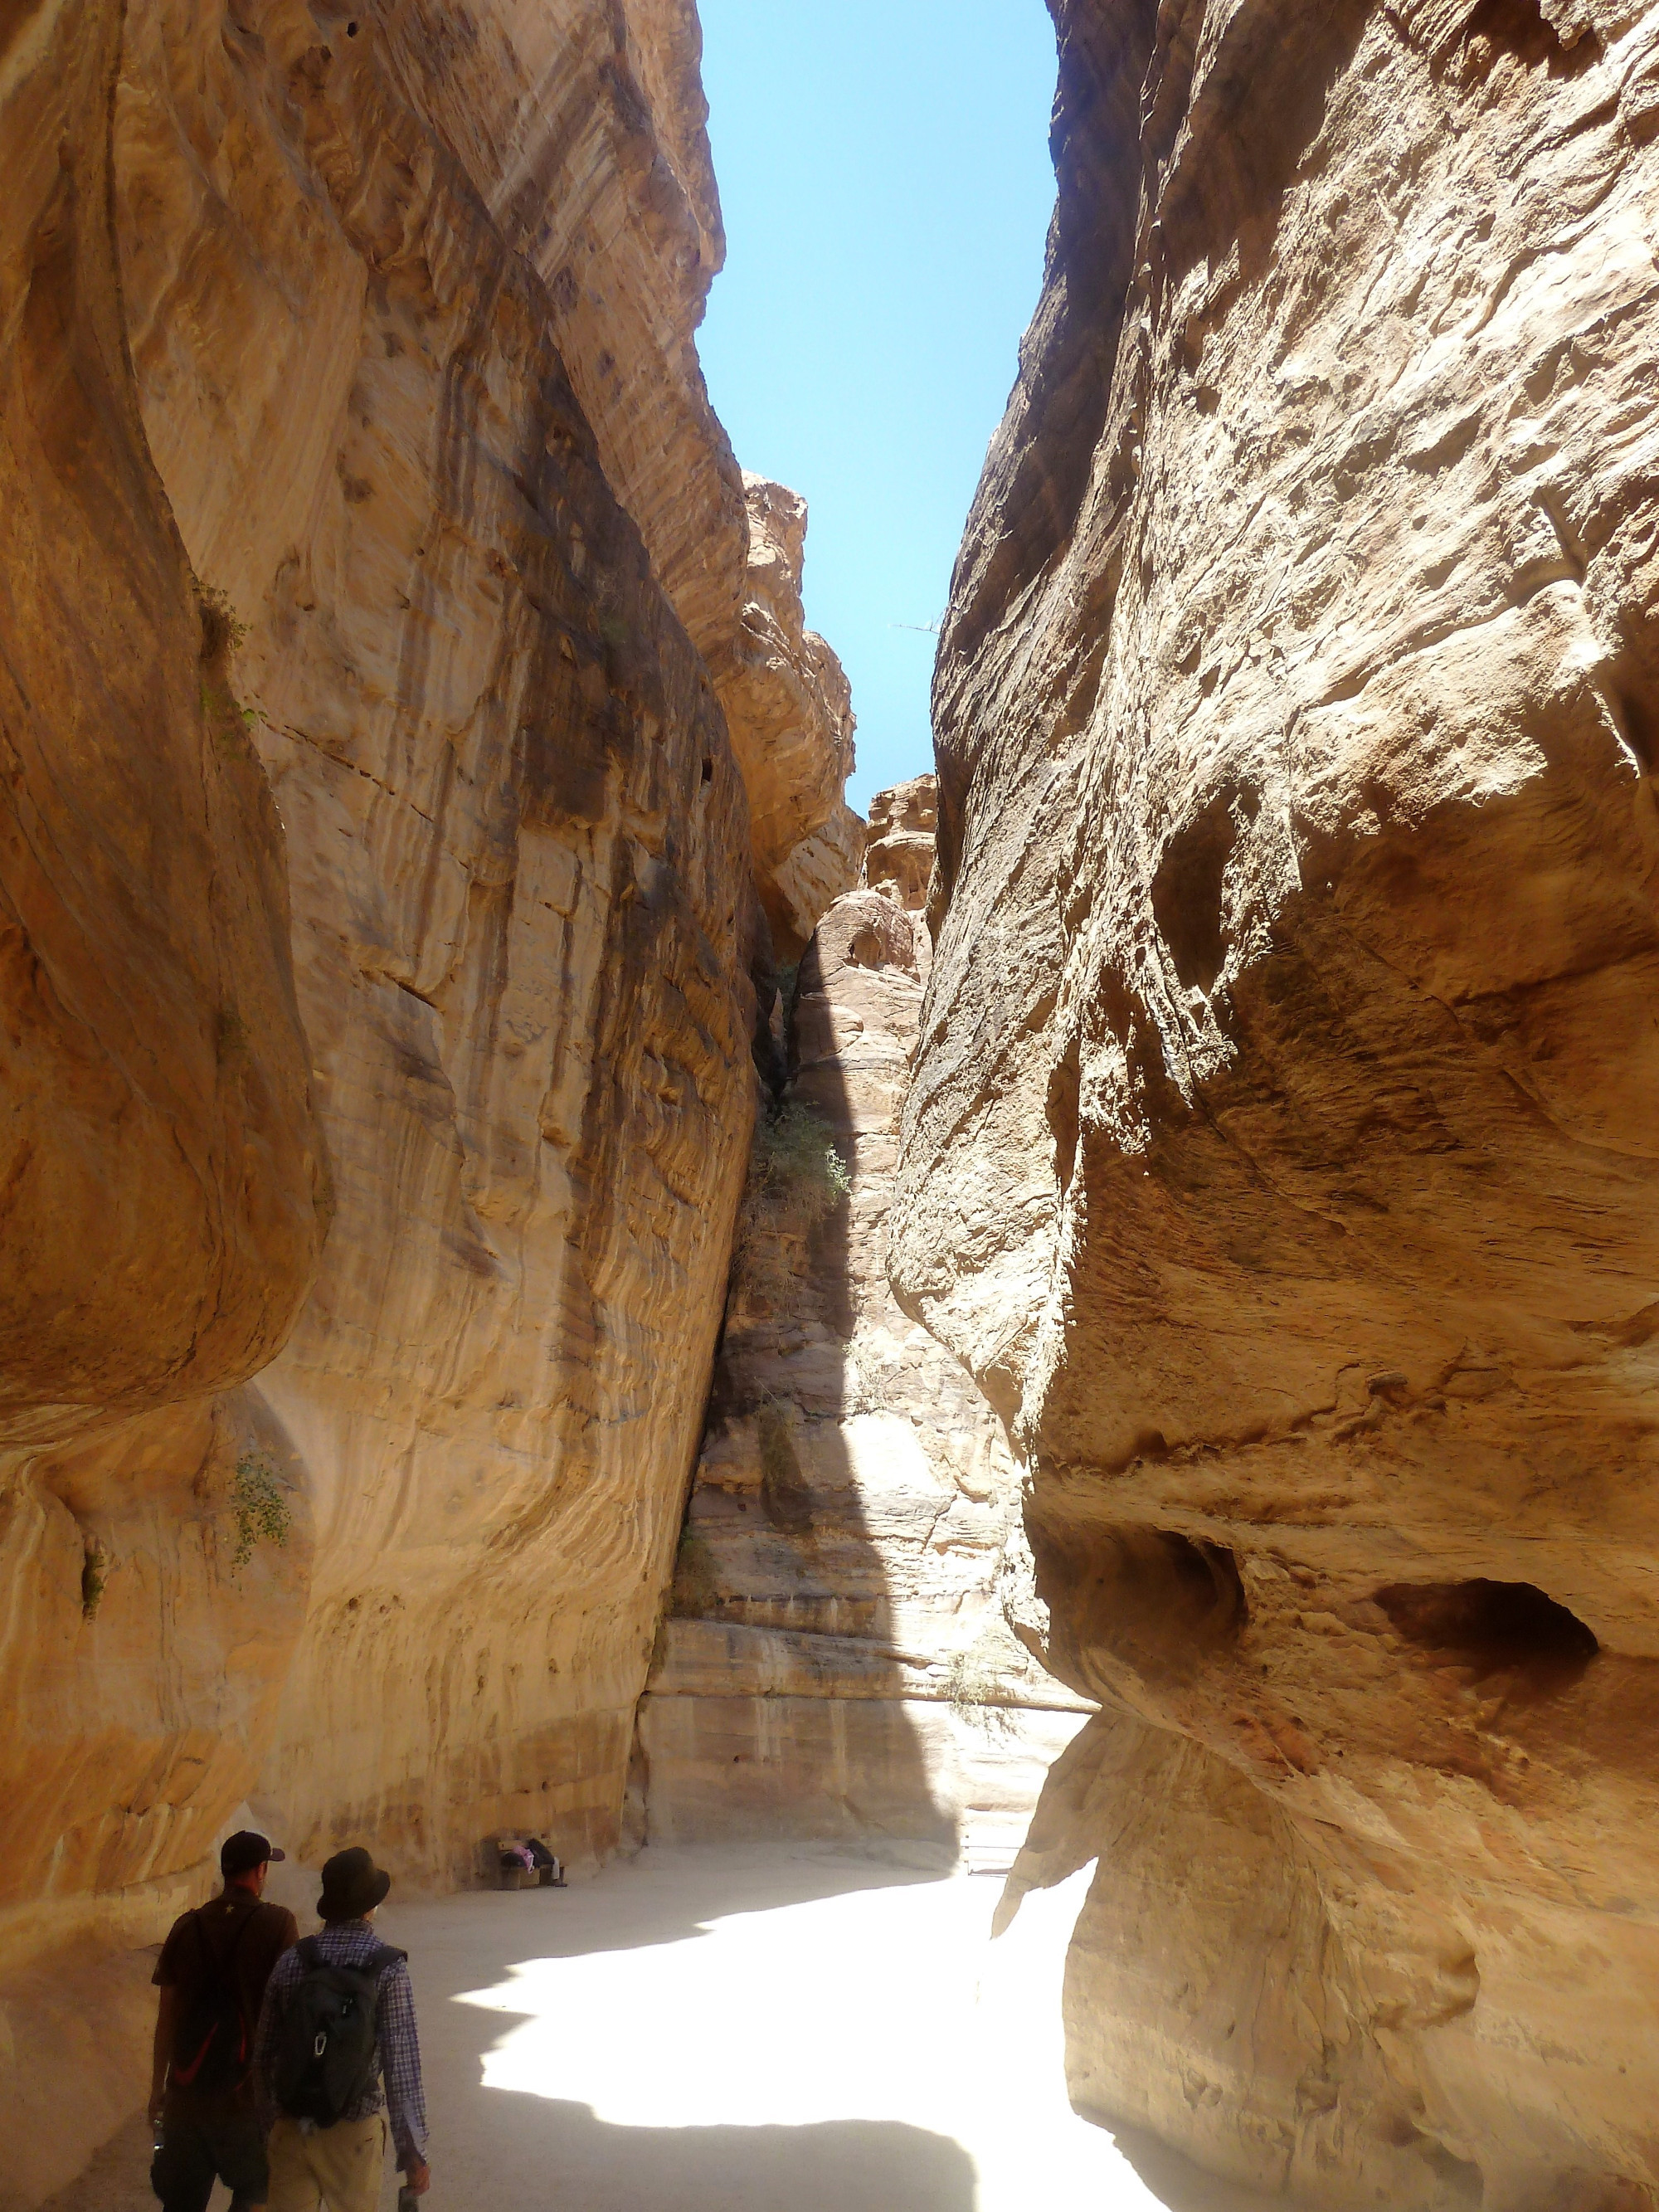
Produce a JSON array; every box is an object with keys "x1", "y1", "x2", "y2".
[
  {"x1": 105, "y1": 0, "x2": 863, "y2": 1892},
  {"x1": 0, "y1": 0, "x2": 327, "y2": 2187},
  {"x1": 892, "y1": 2, "x2": 1659, "y2": 2205}
]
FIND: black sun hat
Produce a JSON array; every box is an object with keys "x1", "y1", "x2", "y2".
[{"x1": 318, "y1": 1845, "x2": 392, "y2": 1922}]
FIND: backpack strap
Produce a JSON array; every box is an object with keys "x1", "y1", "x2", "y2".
[{"x1": 293, "y1": 1937, "x2": 401, "y2": 1978}]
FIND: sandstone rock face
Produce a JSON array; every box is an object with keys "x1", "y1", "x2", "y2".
[
  {"x1": 712, "y1": 476, "x2": 864, "y2": 959},
  {"x1": 1, "y1": 0, "x2": 324, "y2": 2189},
  {"x1": 863, "y1": 777, "x2": 940, "y2": 912},
  {"x1": 111, "y1": 0, "x2": 781, "y2": 1887},
  {"x1": 350, "y1": 3, "x2": 860, "y2": 948},
  {"x1": 642, "y1": 777, "x2": 1091, "y2": 1859},
  {"x1": 893, "y1": 3, "x2": 1659, "y2": 2204},
  {"x1": 4, "y1": 3, "x2": 854, "y2": 2197}
]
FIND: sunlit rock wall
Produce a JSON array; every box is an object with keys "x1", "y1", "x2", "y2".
[
  {"x1": 0, "y1": 0, "x2": 325, "y2": 2192},
  {"x1": 893, "y1": 1, "x2": 1659, "y2": 2203},
  {"x1": 440, "y1": 9, "x2": 860, "y2": 948},
  {"x1": 712, "y1": 477, "x2": 864, "y2": 960},
  {"x1": 3, "y1": 1, "x2": 857, "y2": 2197},
  {"x1": 643, "y1": 778, "x2": 1091, "y2": 1859},
  {"x1": 111, "y1": 0, "x2": 785, "y2": 1885}
]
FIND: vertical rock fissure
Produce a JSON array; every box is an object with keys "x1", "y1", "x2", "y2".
[{"x1": 638, "y1": 778, "x2": 1092, "y2": 1862}]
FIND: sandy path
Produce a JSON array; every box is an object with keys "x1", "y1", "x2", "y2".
[{"x1": 48, "y1": 1844, "x2": 1267, "y2": 2212}]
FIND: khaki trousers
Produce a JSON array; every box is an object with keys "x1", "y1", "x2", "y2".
[{"x1": 266, "y1": 2113, "x2": 387, "y2": 2212}]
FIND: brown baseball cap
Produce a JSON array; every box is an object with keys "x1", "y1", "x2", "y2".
[{"x1": 221, "y1": 1830, "x2": 285, "y2": 1877}]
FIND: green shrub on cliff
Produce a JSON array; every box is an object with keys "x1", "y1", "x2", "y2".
[
  {"x1": 752, "y1": 1104, "x2": 850, "y2": 1220},
  {"x1": 230, "y1": 1452, "x2": 292, "y2": 1578},
  {"x1": 944, "y1": 1636, "x2": 1018, "y2": 1738},
  {"x1": 732, "y1": 1103, "x2": 850, "y2": 1308}
]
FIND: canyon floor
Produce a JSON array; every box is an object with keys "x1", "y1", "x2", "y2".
[{"x1": 51, "y1": 1844, "x2": 1271, "y2": 2212}]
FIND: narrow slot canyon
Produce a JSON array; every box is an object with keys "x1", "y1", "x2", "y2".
[{"x1": 4, "y1": 2, "x2": 1659, "y2": 2210}]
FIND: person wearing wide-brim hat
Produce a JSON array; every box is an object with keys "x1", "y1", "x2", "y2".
[{"x1": 253, "y1": 1848, "x2": 431, "y2": 2211}]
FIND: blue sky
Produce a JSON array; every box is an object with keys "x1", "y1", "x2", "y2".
[{"x1": 694, "y1": 2, "x2": 1060, "y2": 817}]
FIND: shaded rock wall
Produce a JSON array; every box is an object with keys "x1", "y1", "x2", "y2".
[
  {"x1": 0, "y1": 0, "x2": 325, "y2": 2189},
  {"x1": 110, "y1": 0, "x2": 805, "y2": 1885},
  {"x1": 894, "y1": 2, "x2": 1659, "y2": 2205},
  {"x1": 0, "y1": 2, "x2": 854, "y2": 2197},
  {"x1": 642, "y1": 778, "x2": 1091, "y2": 1860}
]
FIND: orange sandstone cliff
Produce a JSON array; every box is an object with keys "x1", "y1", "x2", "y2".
[
  {"x1": 892, "y1": 2, "x2": 1659, "y2": 2205},
  {"x1": 0, "y1": 1, "x2": 854, "y2": 2197},
  {"x1": 640, "y1": 778, "x2": 1092, "y2": 1859}
]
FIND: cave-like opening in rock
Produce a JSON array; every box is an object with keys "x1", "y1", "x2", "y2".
[{"x1": 1373, "y1": 1578, "x2": 1600, "y2": 1694}]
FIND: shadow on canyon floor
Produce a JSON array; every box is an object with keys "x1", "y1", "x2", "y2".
[
  {"x1": 37, "y1": 2107, "x2": 977, "y2": 2212},
  {"x1": 645, "y1": 919, "x2": 962, "y2": 1853},
  {"x1": 44, "y1": 1852, "x2": 1279, "y2": 2212}
]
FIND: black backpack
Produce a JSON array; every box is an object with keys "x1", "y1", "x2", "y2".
[
  {"x1": 171, "y1": 1909, "x2": 256, "y2": 2098},
  {"x1": 273, "y1": 1937, "x2": 405, "y2": 2127}
]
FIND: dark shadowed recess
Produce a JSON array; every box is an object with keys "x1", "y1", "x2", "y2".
[
  {"x1": 1460, "y1": 0, "x2": 1603, "y2": 73},
  {"x1": 1374, "y1": 1577, "x2": 1600, "y2": 1697},
  {"x1": 1034, "y1": 1518, "x2": 1248, "y2": 1696}
]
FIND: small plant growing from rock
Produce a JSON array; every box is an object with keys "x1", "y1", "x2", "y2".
[
  {"x1": 196, "y1": 581, "x2": 249, "y2": 657},
  {"x1": 732, "y1": 1102, "x2": 851, "y2": 1308},
  {"x1": 944, "y1": 1636, "x2": 1018, "y2": 1738},
  {"x1": 230, "y1": 1452, "x2": 292, "y2": 1579}
]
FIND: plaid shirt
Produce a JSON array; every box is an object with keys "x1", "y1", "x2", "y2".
[{"x1": 255, "y1": 1920, "x2": 429, "y2": 2166}]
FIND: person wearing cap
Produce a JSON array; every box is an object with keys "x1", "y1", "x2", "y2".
[
  {"x1": 255, "y1": 1845, "x2": 431, "y2": 2210},
  {"x1": 149, "y1": 1830, "x2": 299, "y2": 2212}
]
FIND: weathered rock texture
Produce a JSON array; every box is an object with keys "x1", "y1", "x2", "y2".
[
  {"x1": 0, "y1": 0, "x2": 328, "y2": 2192},
  {"x1": 642, "y1": 777, "x2": 1090, "y2": 1859},
  {"x1": 711, "y1": 475, "x2": 864, "y2": 959},
  {"x1": 893, "y1": 2, "x2": 1659, "y2": 2205},
  {"x1": 1, "y1": 1, "x2": 854, "y2": 2198},
  {"x1": 109, "y1": 0, "x2": 815, "y2": 1886}
]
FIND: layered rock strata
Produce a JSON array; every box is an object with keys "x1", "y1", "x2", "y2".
[
  {"x1": 1, "y1": 2, "x2": 854, "y2": 2198},
  {"x1": 711, "y1": 476, "x2": 864, "y2": 959},
  {"x1": 0, "y1": 0, "x2": 328, "y2": 2189},
  {"x1": 641, "y1": 777, "x2": 1091, "y2": 1859},
  {"x1": 894, "y1": 2, "x2": 1659, "y2": 2205},
  {"x1": 110, "y1": 0, "x2": 805, "y2": 1885}
]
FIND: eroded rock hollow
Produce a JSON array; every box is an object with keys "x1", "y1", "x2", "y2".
[{"x1": 892, "y1": 1, "x2": 1659, "y2": 2204}]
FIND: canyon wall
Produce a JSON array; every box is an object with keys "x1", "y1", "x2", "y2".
[
  {"x1": 1, "y1": 0, "x2": 854, "y2": 2198},
  {"x1": 640, "y1": 779, "x2": 1091, "y2": 1864},
  {"x1": 110, "y1": 0, "x2": 860, "y2": 1886},
  {"x1": 0, "y1": 1, "x2": 328, "y2": 2191},
  {"x1": 893, "y1": 1, "x2": 1659, "y2": 2205},
  {"x1": 712, "y1": 475, "x2": 864, "y2": 960}
]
